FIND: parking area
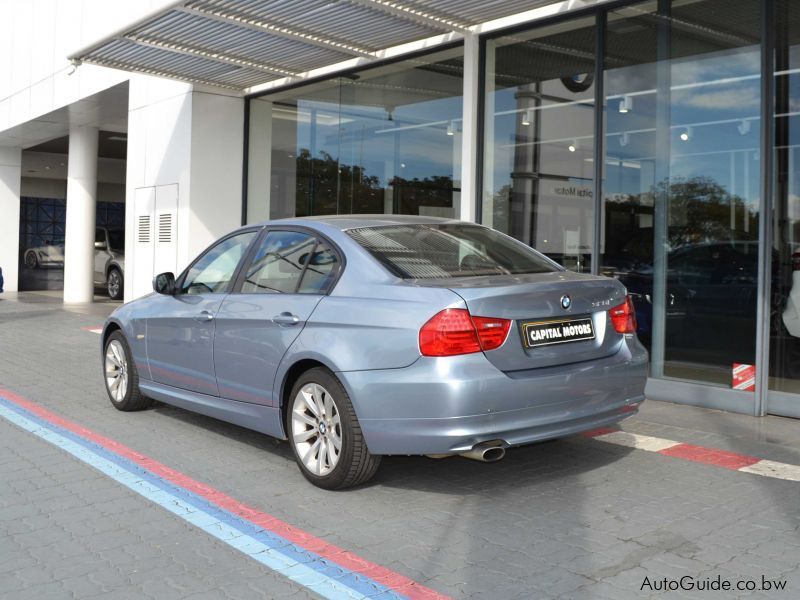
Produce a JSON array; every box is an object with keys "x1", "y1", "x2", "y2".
[{"x1": 1, "y1": 293, "x2": 799, "y2": 599}]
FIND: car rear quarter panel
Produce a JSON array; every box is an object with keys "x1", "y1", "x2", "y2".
[{"x1": 295, "y1": 283, "x2": 465, "y2": 372}]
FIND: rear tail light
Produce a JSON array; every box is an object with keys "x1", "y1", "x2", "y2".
[
  {"x1": 609, "y1": 295, "x2": 637, "y2": 334},
  {"x1": 419, "y1": 309, "x2": 511, "y2": 357}
]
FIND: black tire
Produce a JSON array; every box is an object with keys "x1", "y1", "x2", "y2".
[
  {"x1": 107, "y1": 268, "x2": 124, "y2": 301},
  {"x1": 287, "y1": 367, "x2": 381, "y2": 490},
  {"x1": 25, "y1": 251, "x2": 39, "y2": 269},
  {"x1": 103, "y1": 330, "x2": 152, "y2": 411}
]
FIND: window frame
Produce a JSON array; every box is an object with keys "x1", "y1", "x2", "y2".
[
  {"x1": 230, "y1": 225, "x2": 346, "y2": 296},
  {"x1": 175, "y1": 227, "x2": 263, "y2": 295}
]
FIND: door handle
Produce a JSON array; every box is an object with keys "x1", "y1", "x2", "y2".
[
  {"x1": 194, "y1": 311, "x2": 214, "y2": 322},
  {"x1": 272, "y1": 312, "x2": 301, "y2": 326}
]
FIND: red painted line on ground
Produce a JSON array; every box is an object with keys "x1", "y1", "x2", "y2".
[
  {"x1": 658, "y1": 443, "x2": 762, "y2": 471},
  {"x1": 0, "y1": 386, "x2": 449, "y2": 600},
  {"x1": 580, "y1": 426, "x2": 619, "y2": 438}
]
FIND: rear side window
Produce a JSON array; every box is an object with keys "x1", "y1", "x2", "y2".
[
  {"x1": 297, "y1": 241, "x2": 339, "y2": 294},
  {"x1": 347, "y1": 224, "x2": 558, "y2": 279},
  {"x1": 241, "y1": 231, "x2": 340, "y2": 294}
]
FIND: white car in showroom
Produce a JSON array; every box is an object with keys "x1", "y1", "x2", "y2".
[{"x1": 23, "y1": 242, "x2": 64, "y2": 269}]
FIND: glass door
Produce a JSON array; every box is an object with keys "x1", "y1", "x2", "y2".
[
  {"x1": 768, "y1": 0, "x2": 800, "y2": 417},
  {"x1": 602, "y1": 0, "x2": 763, "y2": 392}
]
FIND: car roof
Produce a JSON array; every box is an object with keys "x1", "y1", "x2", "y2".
[{"x1": 253, "y1": 214, "x2": 464, "y2": 231}]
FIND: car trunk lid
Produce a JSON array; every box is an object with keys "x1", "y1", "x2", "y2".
[{"x1": 418, "y1": 271, "x2": 628, "y2": 372}]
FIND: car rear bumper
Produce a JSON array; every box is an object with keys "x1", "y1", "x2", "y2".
[{"x1": 338, "y1": 336, "x2": 648, "y2": 455}]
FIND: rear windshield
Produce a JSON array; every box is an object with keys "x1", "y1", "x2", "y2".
[{"x1": 347, "y1": 224, "x2": 559, "y2": 279}]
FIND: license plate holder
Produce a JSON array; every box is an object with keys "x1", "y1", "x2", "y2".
[{"x1": 520, "y1": 317, "x2": 595, "y2": 349}]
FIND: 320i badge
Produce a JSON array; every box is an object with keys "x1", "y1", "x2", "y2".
[{"x1": 101, "y1": 215, "x2": 648, "y2": 489}]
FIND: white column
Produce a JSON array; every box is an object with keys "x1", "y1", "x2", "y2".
[
  {"x1": 247, "y1": 98, "x2": 272, "y2": 224},
  {"x1": 63, "y1": 126, "x2": 98, "y2": 304},
  {"x1": 0, "y1": 147, "x2": 22, "y2": 293},
  {"x1": 459, "y1": 32, "x2": 480, "y2": 223}
]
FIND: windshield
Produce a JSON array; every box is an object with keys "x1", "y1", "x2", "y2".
[
  {"x1": 347, "y1": 224, "x2": 559, "y2": 279},
  {"x1": 107, "y1": 230, "x2": 125, "y2": 252}
]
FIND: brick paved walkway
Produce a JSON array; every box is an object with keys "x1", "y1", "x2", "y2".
[{"x1": 1, "y1": 293, "x2": 799, "y2": 599}]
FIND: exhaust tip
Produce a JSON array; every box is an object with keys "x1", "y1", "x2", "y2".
[
  {"x1": 460, "y1": 440, "x2": 507, "y2": 463},
  {"x1": 482, "y1": 446, "x2": 505, "y2": 462}
]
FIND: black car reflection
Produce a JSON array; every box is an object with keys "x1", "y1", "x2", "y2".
[{"x1": 605, "y1": 240, "x2": 776, "y2": 372}]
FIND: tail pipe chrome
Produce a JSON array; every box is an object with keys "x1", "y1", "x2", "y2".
[{"x1": 460, "y1": 440, "x2": 506, "y2": 463}]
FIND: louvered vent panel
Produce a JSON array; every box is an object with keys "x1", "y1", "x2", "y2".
[
  {"x1": 137, "y1": 215, "x2": 151, "y2": 243},
  {"x1": 158, "y1": 213, "x2": 173, "y2": 243}
]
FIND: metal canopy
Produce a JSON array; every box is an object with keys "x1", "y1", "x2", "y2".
[{"x1": 69, "y1": 0, "x2": 559, "y2": 93}]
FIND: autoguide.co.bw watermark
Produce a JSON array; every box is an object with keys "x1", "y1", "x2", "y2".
[{"x1": 641, "y1": 574, "x2": 787, "y2": 593}]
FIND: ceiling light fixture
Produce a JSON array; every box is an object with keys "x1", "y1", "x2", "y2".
[
  {"x1": 619, "y1": 132, "x2": 629, "y2": 147},
  {"x1": 618, "y1": 95, "x2": 634, "y2": 114},
  {"x1": 679, "y1": 126, "x2": 692, "y2": 142},
  {"x1": 737, "y1": 119, "x2": 751, "y2": 135},
  {"x1": 568, "y1": 139, "x2": 578, "y2": 152},
  {"x1": 521, "y1": 108, "x2": 534, "y2": 126},
  {"x1": 446, "y1": 120, "x2": 456, "y2": 136}
]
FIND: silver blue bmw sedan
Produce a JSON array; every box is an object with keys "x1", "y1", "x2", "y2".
[{"x1": 101, "y1": 215, "x2": 647, "y2": 489}]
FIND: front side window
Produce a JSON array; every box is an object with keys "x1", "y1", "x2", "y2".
[
  {"x1": 107, "y1": 230, "x2": 125, "y2": 251},
  {"x1": 347, "y1": 224, "x2": 558, "y2": 279},
  {"x1": 182, "y1": 231, "x2": 257, "y2": 295},
  {"x1": 242, "y1": 230, "x2": 327, "y2": 294}
]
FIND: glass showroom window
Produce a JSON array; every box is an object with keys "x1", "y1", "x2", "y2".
[
  {"x1": 601, "y1": 0, "x2": 762, "y2": 387},
  {"x1": 770, "y1": 0, "x2": 800, "y2": 409},
  {"x1": 246, "y1": 47, "x2": 464, "y2": 222},
  {"x1": 482, "y1": 16, "x2": 596, "y2": 273}
]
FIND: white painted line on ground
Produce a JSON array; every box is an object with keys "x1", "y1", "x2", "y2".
[
  {"x1": 591, "y1": 430, "x2": 800, "y2": 483},
  {"x1": 593, "y1": 431, "x2": 681, "y2": 452},
  {"x1": 739, "y1": 459, "x2": 800, "y2": 482}
]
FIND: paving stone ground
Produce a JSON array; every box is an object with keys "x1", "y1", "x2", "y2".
[{"x1": 1, "y1": 292, "x2": 799, "y2": 599}]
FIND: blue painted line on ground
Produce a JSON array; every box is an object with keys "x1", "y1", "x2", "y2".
[{"x1": 0, "y1": 396, "x2": 403, "y2": 600}]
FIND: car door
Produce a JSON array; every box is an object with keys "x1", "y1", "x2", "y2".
[
  {"x1": 145, "y1": 229, "x2": 258, "y2": 396},
  {"x1": 94, "y1": 228, "x2": 110, "y2": 285},
  {"x1": 214, "y1": 229, "x2": 342, "y2": 405}
]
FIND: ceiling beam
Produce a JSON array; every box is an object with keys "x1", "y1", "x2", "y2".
[
  {"x1": 178, "y1": 5, "x2": 377, "y2": 58},
  {"x1": 124, "y1": 34, "x2": 298, "y2": 78},
  {"x1": 345, "y1": 0, "x2": 469, "y2": 33}
]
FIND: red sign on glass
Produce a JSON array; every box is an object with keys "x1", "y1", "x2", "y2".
[{"x1": 732, "y1": 363, "x2": 756, "y2": 392}]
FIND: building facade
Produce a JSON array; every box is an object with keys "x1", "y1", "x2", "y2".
[{"x1": 1, "y1": 0, "x2": 799, "y2": 419}]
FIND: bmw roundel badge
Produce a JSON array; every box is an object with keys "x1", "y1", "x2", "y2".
[{"x1": 561, "y1": 294, "x2": 572, "y2": 310}]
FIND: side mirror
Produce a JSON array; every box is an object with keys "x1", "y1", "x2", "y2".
[
  {"x1": 153, "y1": 272, "x2": 176, "y2": 295},
  {"x1": 94, "y1": 241, "x2": 107, "y2": 250}
]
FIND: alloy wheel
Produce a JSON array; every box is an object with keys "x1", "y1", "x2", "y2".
[
  {"x1": 108, "y1": 270, "x2": 121, "y2": 299},
  {"x1": 291, "y1": 383, "x2": 342, "y2": 476},
  {"x1": 105, "y1": 339, "x2": 128, "y2": 402}
]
